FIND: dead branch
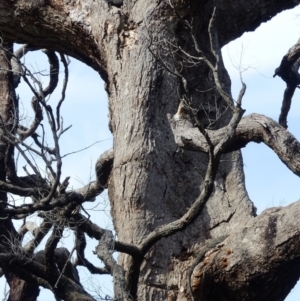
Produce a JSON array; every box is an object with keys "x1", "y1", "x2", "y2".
[
  {"x1": 11, "y1": 44, "x2": 39, "y2": 88},
  {"x1": 69, "y1": 213, "x2": 141, "y2": 258},
  {"x1": 44, "y1": 224, "x2": 64, "y2": 268},
  {"x1": 274, "y1": 38, "x2": 300, "y2": 128},
  {"x1": 0, "y1": 251, "x2": 96, "y2": 300},
  {"x1": 72, "y1": 148, "x2": 114, "y2": 201},
  {"x1": 23, "y1": 218, "x2": 53, "y2": 254},
  {"x1": 56, "y1": 53, "x2": 69, "y2": 131},
  {"x1": 18, "y1": 50, "x2": 59, "y2": 140},
  {"x1": 96, "y1": 231, "x2": 130, "y2": 301},
  {"x1": 169, "y1": 113, "x2": 300, "y2": 178},
  {"x1": 74, "y1": 228, "x2": 109, "y2": 275},
  {"x1": 0, "y1": 40, "x2": 110, "y2": 300},
  {"x1": 0, "y1": 147, "x2": 113, "y2": 217}
]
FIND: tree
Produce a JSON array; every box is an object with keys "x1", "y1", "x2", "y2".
[{"x1": 0, "y1": 1, "x2": 300, "y2": 300}]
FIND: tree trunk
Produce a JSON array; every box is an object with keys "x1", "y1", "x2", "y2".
[
  {"x1": 0, "y1": 44, "x2": 40, "y2": 301},
  {"x1": 6, "y1": 274, "x2": 40, "y2": 301},
  {"x1": 102, "y1": 2, "x2": 285, "y2": 299},
  {"x1": 1, "y1": 1, "x2": 300, "y2": 300},
  {"x1": 105, "y1": 3, "x2": 251, "y2": 300}
]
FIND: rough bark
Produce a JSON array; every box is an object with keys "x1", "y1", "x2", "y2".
[
  {"x1": 199, "y1": 201, "x2": 300, "y2": 301},
  {"x1": 5, "y1": 274, "x2": 40, "y2": 301},
  {"x1": 170, "y1": 113, "x2": 300, "y2": 178},
  {"x1": 1, "y1": 1, "x2": 300, "y2": 301}
]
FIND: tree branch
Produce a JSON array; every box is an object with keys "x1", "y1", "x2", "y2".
[
  {"x1": 169, "y1": 113, "x2": 300, "y2": 178},
  {"x1": 0, "y1": 1, "x2": 108, "y2": 76},
  {"x1": 23, "y1": 218, "x2": 53, "y2": 254},
  {"x1": 200, "y1": 200, "x2": 300, "y2": 301},
  {"x1": 74, "y1": 228, "x2": 109, "y2": 275},
  {"x1": 96, "y1": 232, "x2": 131, "y2": 301},
  {"x1": 44, "y1": 224, "x2": 64, "y2": 268},
  {"x1": 213, "y1": 0, "x2": 300, "y2": 46},
  {"x1": 72, "y1": 148, "x2": 114, "y2": 201},
  {"x1": 274, "y1": 38, "x2": 300, "y2": 128},
  {"x1": 0, "y1": 251, "x2": 96, "y2": 301},
  {"x1": 18, "y1": 50, "x2": 59, "y2": 140}
]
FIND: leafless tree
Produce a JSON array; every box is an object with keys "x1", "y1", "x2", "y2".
[{"x1": 0, "y1": 1, "x2": 300, "y2": 301}]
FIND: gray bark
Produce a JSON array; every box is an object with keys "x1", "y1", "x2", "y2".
[
  {"x1": 1, "y1": 1, "x2": 300, "y2": 301},
  {"x1": 200, "y1": 202, "x2": 300, "y2": 301},
  {"x1": 170, "y1": 113, "x2": 300, "y2": 177}
]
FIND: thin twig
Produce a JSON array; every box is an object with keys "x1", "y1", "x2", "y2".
[{"x1": 54, "y1": 246, "x2": 76, "y2": 288}]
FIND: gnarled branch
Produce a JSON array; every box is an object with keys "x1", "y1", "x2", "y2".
[{"x1": 169, "y1": 113, "x2": 300, "y2": 178}]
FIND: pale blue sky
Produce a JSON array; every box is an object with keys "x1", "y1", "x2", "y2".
[{"x1": 1, "y1": 5, "x2": 300, "y2": 300}]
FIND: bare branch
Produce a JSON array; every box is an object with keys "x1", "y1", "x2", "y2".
[
  {"x1": 170, "y1": 113, "x2": 300, "y2": 178},
  {"x1": 56, "y1": 54, "x2": 69, "y2": 132},
  {"x1": 274, "y1": 38, "x2": 300, "y2": 128},
  {"x1": 0, "y1": 251, "x2": 96, "y2": 301},
  {"x1": 74, "y1": 228, "x2": 109, "y2": 275},
  {"x1": 17, "y1": 50, "x2": 59, "y2": 140},
  {"x1": 96, "y1": 232, "x2": 131, "y2": 301},
  {"x1": 11, "y1": 44, "x2": 39, "y2": 88},
  {"x1": 23, "y1": 218, "x2": 53, "y2": 254},
  {"x1": 18, "y1": 221, "x2": 37, "y2": 240},
  {"x1": 72, "y1": 148, "x2": 114, "y2": 201},
  {"x1": 44, "y1": 224, "x2": 64, "y2": 268}
]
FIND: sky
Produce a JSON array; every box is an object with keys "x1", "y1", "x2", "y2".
[{"x1": 1, "y1": 4, "x2": 300, "y2": 301}]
